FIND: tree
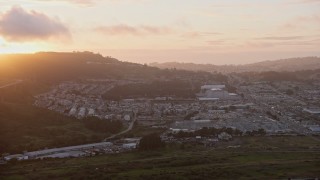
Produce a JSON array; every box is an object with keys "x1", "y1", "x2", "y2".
[
  {"x1": 257, "y1": 128, "x2": 266, "y2": 136},
  {"x1": 286, "y1": 89, "x2": 294, "y2": 96},
  {"x1": 184, "y1": 111, "x2": 199, "y2": 120},
  {"x1": 83, "y1": 117, "x2": 123, "y2": 134},
  {"x1": 139, "y1": 133, "x2": 165, "y2": 151}
]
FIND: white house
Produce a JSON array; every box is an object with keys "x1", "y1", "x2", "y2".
[{"x1": 123, "y1": 143, "x2": 137, "y2": 149}]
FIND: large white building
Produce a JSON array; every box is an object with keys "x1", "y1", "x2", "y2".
[
  {"x1": 201, "y1": 85, "x2": 226, "y2": 91},
  {"x1": 198, "y1": 85, "x2": 237, "y2": 100}
]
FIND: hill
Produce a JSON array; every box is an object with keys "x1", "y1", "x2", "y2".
[
  {"x1": 0, "y1": 81, "x2": 124, "y2": 154},
  {"x1": 150, "y1": 57, "x2": 320, "y2": 73},
  {"x1": 0, "y1": 51, "x2": 226, "y2": 83},
  {"x1": 0, "y1": 52, "x2": 226, "y2": 154}
]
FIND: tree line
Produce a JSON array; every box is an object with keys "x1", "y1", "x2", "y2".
[
  {"x1": 168, "y1": 127, "x2": 266, "y2": 138},
  {"x1": 83, "y1": 117, "x2": 123, "y2": 134},
  {"x1": 103, "y1": 80, "x2": 200, "y2": 100}
]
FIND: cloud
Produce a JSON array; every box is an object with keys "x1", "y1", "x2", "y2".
[
  {"x1": 300, "y1": 0, "x2": 320, "y2": 3},
  {"x1": 296, "y1": 15, "x2": 320, "y2": 23},
  {"x1": 255, "y1": 36, "x2": 305, "y2": 40},
  {"x1": 65, "y1": 0, "x2": 94, "y2": 4},
  {"x1": 33, "y1": 0, "x2": 95, "y2": 5},
  {"x1": 95, "y1": 24, "x2": 173, "y2": 36},
  {"x1": 34, "y1": 0, "x2": 149, "y2": 6},
  {"x1": 289, "y1": 0, "x2": 320, "y2": 4},
  {"x1": 57, "y1": 0, "x2": 94, "y2": 5},
  {"x1": 245, "y1": 38, "x2": 320, "y2": 48},
  {"x1": 181, "y1": 31, "x2": 222, "y2": 39},
  {"x1": 280, "y1": 14, "x2": 320, "y2": 30},
  {"x1": 206, "y1": 40, "x2": 226, "y2": 46},
  {"x1": 0, "y1": 6, "x2": 70, "y2": 42}
]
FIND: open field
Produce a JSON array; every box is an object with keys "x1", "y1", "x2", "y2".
[{"x1": 1, "y1": 136, "x2": 319, "y2": 179}]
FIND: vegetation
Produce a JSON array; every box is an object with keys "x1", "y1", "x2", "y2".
[
  {"x1": 170, "y1": 127, "x2": 243, "y2": 138},
  {"x1": 286, "y1": 89, "x2": 294, "y2": 95},
  {"x1": 0, "y1": 102, "x2": 117, "y2": 154},
  {"x1": 0, "y1": 52, "x2": 227, "y2": 83},
  {"x1": 0, "y1": 82, "x2": 122, "y2": 154},
  {"x1": 83, "y1": 117, "x2": 123, "y2": 134},
  {"x1": 103, "y1": 80, "x2": 200, "y2": 100},
  {"x1": 139, "y1": 133, "x2": 165, "y2": 151},
  {"x1": 238, "y1": 69, "x2": 320, "y2": 83},
  {"x1": 245, "y1": 129, "x2": 267, "y2": 136},
  {"x1": 123, "y1": 126, "x2": 167, "y2": 138},
  {"x1": 225, "y1": 84, "x2": 237, "y2": 93},
  {"x1": 184, "y1": 111, "x2": 199, "y2": 120},
  {"x1": 0, "y1": 52, "x2": 226, "y2": 154},
  {"x1": 260, "y1": 71, "x2": 298, "y2": 82},
  {"x1": 1, "y1": 136, "x2": 319, "y2": 179},
  {"x1": 266, "y1": 111, "x2": 279, "y2": 121},
  {"x1": 169, "y1": 127, "x2": 266, "y2": 138}
]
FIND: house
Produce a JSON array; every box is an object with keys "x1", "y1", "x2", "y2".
[
  {"x1": 124, "y1": 114, "x2": 131, "y2": 121},
  {"x1": 123, "y1": 143, "x2": 137, "y2": 149},
  {"x1": 4, "y1": 154, "x2": 29, "y2": 161},
  {"x1": 218, "y1": 132, "x2": 232, "y2": 141}
]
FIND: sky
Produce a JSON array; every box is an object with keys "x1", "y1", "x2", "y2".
[{"x1": 0, "y1": 0, "x2": 319, "y2": 65}]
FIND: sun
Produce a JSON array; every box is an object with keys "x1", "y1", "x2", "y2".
[{"x1": 0, "y1": 38, "x2": 47, "y2": 54}]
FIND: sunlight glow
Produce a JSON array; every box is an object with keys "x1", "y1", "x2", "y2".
[
  {"x1": 0, "y1": 38, "x2": 46, "y2": 54},
  {"x1": 0, "y1": 0, "x2": 319, "y2": 64}
]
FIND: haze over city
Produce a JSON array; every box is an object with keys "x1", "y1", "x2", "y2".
[
  {"x1": 0, "y1": 0, "x2": 319, "y2": 64},
  {"x1": 1, "y1": 1, "x2": 320, "y2": 179}
]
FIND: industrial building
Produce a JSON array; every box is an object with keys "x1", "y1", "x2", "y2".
[
  {"x1": 20, "y1": 142, "x2": 112, "y2": 159},
  {"x1": 197, "y1": 84, "x2": 238, "y2": 100}
]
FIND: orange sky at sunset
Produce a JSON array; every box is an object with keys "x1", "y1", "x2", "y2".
[{"x1": 0, "y1": 0, "x2": 319, "y2": 64}]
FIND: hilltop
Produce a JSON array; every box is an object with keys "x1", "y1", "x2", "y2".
[{"x1": 0, "y1": 51, "x2": 226, "y2": 83}]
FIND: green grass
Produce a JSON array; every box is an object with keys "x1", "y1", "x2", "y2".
[
  {"x1": 1, "y1": 136, "x2": 320, "y2": 179},
  {"x1": 0, "y1": 81, "x2": 124, "y2": 154},
  {"x1": 123, "y1": 125, "x2": 167, "y2": 138},
  {"x1": 0, "y1": 102, "x2": 114, "y2": 153}
]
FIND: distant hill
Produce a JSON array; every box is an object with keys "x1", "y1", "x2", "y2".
[{"x1": 150, "y1": 57, "x2": 320, "y2": 73}]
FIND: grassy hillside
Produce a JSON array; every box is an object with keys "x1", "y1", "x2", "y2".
[
  {"x1": 0, "y1": 101, "x2": 114, "y2": 154},
  {"x1": 1, "y1": 136, "x2": 319, "y2": 179},
  {"x1": 0, "y1": 52, "x2": 227, "y2": 83},
  {"x1": 0, "y1": 81, "x2": 119, "y2": 154}
]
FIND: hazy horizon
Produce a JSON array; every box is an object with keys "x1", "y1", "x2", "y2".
[
  {"x1": 100, "y1": 49, "x2": 320, "y2": 65},
  {"x1": 2, "y1": 50, "x2": 320, "y2": 66}
]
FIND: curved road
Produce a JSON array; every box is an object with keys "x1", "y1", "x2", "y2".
[{"x1": 103, "y1": 113, "x2": 137, "y2": 141}]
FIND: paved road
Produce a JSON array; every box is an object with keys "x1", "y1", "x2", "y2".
[
  {"x1": 103, "y1": 113, "x2": 137, "y2": 141},
  {"x1": 0, "y1": 80, "x2": 23, "y2": 89}
]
